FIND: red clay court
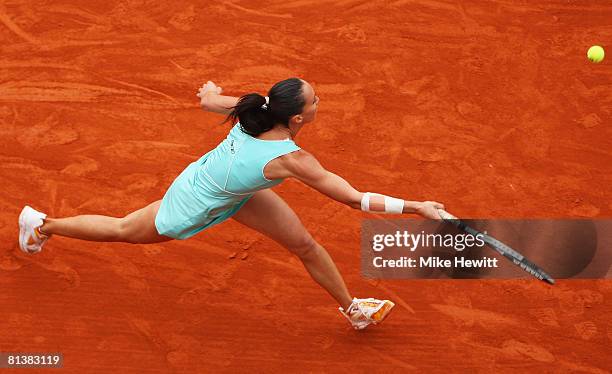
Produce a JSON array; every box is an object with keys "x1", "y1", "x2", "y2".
[{"x1": 1, "y1": 0, "x2": 611, "y2": 372}]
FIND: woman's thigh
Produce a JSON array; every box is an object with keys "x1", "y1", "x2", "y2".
[
  {"x1": 232, "y1": 189, "x2": 315, "y2": 254},
  {"x1": 121, "y1": 200, "x2": 174, "y2": 244}
]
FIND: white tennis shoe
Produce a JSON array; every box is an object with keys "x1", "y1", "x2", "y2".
[
  {"x1": 339, "y1": 297, "x2": 395, "y2": 330},
  {"x1": 18, "y1": 205, "x2": 50, "y2": 254}
]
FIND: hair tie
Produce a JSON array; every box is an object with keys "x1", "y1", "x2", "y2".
[{"x1": 261, "y1": 96, "x2": 269, "y2": 110}]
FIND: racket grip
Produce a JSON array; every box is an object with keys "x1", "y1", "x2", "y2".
[{"x1": 437, "y1": 209, "x2": 457, "y2": 220}]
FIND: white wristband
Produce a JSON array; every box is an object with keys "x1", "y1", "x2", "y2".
[
  {"x1": 360, "y1": 192, "x2": 404, "y2": 214},
  {"x1": 384, "y1": 196, "x2": 405, "y2": 214},
  {"x1": 361, "y1": 192, "x2": 371, "y2": 211}
]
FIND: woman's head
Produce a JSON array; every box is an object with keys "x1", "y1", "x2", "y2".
[{"x1": 225, "y1": 78, "x2": 319, "y2": 137}]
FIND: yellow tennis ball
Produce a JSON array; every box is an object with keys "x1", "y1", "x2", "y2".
[{"x1": 587, "y1": 45, "x2": 605, "y2": 63}]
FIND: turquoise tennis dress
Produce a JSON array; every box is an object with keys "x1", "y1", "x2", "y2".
[{"x1": 155, "y1": 123, "x2": 301, "y2": 239}]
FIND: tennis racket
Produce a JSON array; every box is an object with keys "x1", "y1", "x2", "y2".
[{"x1": 437, "y1": 209, "x2": 555, "y2": 285}]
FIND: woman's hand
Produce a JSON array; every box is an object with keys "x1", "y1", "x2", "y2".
[
  {"x1": 196, "y1": 82, "x2": 239, "y2": 115},
  {"x1": 197, "y1": 81, "x2": 223, "y2": 103},
  {"x1": 415, "y1": 201, "x2": 445, "y2": 220}
]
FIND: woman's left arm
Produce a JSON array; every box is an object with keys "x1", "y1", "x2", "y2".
[{"x1": 196, "y1": 81, "x2": 239, "y2": 115}]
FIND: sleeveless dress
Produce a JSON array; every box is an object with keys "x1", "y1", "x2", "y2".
[{"x1": 154, "y1": 123, "x2": 301, "y2": 239}]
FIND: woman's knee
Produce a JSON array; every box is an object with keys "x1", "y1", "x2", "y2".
[{"x1": 286, "y1": 235, "x2": 319, "y2": 259}]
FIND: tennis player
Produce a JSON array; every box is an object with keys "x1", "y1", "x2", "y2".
[{"x1": 19, "y1": 78, "x2": 444, "y2": 330}]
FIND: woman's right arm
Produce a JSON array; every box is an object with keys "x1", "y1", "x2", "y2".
[
  {"x1": 276, "y1": 150, "x2": 444, "y2": 219},
  {"x1": 196, "y1": 81, "x2": 239, "y2": 115}
]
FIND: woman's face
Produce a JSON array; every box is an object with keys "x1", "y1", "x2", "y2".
[{"x1": 299, "y1": 80, "x2": 319, "y2": 124}]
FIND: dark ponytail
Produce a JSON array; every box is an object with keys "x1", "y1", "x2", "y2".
[{"x1": 225, "y1": 78, "x2": 305, "y2": 137}]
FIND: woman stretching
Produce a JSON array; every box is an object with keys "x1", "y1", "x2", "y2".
[{"x1": 18, "y1": 78, "x2": 444, "y2": 330}]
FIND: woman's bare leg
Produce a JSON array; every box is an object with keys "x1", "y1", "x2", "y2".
[
  {"x1": 232, "y1": 189, "x2": 353, "y2": 310},
  {"x1": 40, "y1": 200, "x2": 172, "y2": 244}
]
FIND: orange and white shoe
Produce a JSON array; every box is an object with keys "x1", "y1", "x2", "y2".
[
  {"x1": 339, "y1": 297, "x2": 395, "y2": 330},
  {"x1": 18, "y1": 205, "x2": 50, "y2": 254}
]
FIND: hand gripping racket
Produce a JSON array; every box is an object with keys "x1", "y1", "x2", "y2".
[{"x1": 437, "y1": 209, "x2": 555, "y2": 285}]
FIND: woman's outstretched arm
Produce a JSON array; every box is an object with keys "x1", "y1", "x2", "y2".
[
  {"x1": 274, "y1": 150, "x2": 444, "y2": 219},
  {"x1": 197, "y1": 81, "x2": 239, "y2": 115}
]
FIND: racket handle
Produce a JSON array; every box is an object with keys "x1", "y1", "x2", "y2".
[
  {"x1": 437, "y1": 209, "x2": 469, "y2": 231},
  {"x1": 437, "y1": 209, "x2": 457, "y2": 220}
]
